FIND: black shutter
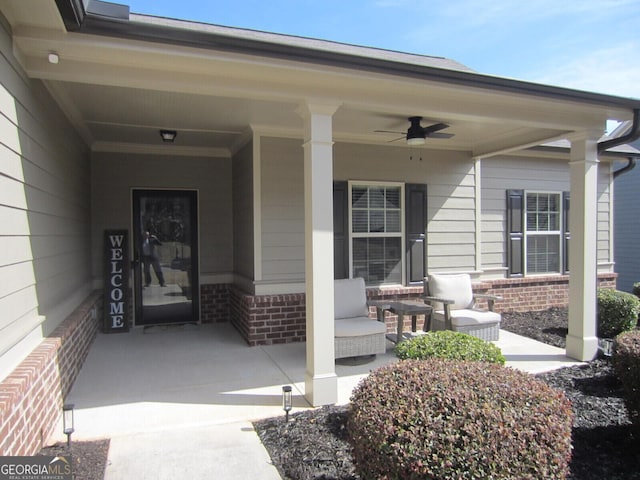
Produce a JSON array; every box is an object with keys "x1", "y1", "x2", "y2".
[
  {"x1": 563, "y1": 191, "x2": 570, "y2": 274},
  {"x1": 333, "y1": 181, "x2": 349, "y2": 279},
  {"x1": 506, "y1": 189, "x2": 524, "y2": 278},
  {"x1": 405, "y1": 184, "x2": 427, "y2": 285}
]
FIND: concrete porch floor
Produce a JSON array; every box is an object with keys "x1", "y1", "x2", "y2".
[{"x1": 51, "y1": 323, "x2": 584, "y2": 479}]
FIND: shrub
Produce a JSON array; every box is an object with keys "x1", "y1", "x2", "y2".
[
  {"x1": 613, "y1": 330, "x2": 640, "y2": 429},
  {"x1": 348, "y1": 359, "x2": 573, "y2": 480},
  {"x1": 394, "y1": 330, "x2": 505, "y2": 365},
  {"x1": 597, "y1": 288, "x2": 640, "y2": 338},
  {"x1": 633, "y1": 282, "x2": 640, "y2": 299}
]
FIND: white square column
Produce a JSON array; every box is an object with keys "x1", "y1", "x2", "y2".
[
  {"x1": 299, "y1": 103, "x2": 339, "y2": 406},
  {"x1": 565, "y1": 130, "x2": 601, "y2": 361}
]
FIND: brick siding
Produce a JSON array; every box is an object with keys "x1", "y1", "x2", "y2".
[
  {"x1": 228, "y1": 274, "x2": 617, "y2": 346},
  {"x1": 200, "y1": 283, "x2": 230, "y2": 323},
  {"x1": 230, "y1": 289, "x2": 307, "y2": 346},
  {"x1": 0, "y1": 292, "x2": 102, "y2": 456},
  {"x1": 478, "y1": 273, "x2": 617, "y2": 312}
]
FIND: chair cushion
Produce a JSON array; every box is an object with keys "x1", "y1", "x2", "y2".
[
  {"x1": 335, "y1": 317, "x2": 387, "y2": 337},
  {"x1": 428, "y1": 273, "x2": 474, "y2": 310},
  {"x1": 334, "y1": 278, "x2": 369, "y2": 320},
  {"x1": 433, "y1": 308, "x2": 501, "y2": 327}
]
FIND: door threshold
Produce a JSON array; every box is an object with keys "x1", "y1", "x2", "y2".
[{"x1": 141, "y1": 322, "x2": 201, "y2": 334}]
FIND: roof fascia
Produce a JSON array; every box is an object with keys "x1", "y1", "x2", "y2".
[
  {"x1": 54, "y1": 1, "x2": 640, "y2": 112},
  {"x1": 55, "y1": 0, "x2": 128, "y2": 31}
]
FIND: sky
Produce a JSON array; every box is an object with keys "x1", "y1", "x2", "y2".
[{"x1": 124, "y1": 0, "x2": 640, "y2": 100}]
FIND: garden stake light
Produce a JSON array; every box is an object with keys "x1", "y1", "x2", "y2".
[
  {"x1": 62, "y1": 404, "x2": 75, "y2": 447},
  {"x1": 282, "y1": 386, "x2": 292, "y2": 422}
]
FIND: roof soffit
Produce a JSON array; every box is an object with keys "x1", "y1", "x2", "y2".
[
  {"x1": 5, "y1": 1, "x2": 639, "y2": 156},
  {"x1": 12, "y1": 25, "x2": 633, "y2": 134}
]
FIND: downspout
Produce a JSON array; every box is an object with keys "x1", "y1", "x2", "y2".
[{"x1": 598, "y1": 109, "x2": 640, "y2": 179}]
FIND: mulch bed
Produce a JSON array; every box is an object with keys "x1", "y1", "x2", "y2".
[
  {"x1": 38, "y1": 439, "x2": 110, "y2": 480},
  {"x1": 255, "y1": 308, "x2": 640, "y2": 480}
]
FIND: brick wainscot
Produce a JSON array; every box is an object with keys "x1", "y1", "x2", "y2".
[
  {"x1": 229, "y1": 273, "x2": 617, "y2": 346},
  {"x1": 0, "y1": 292, "x2": 102, "y2": 456}
]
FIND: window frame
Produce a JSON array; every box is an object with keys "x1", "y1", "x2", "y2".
[
  {"x1": 348, "y1": 181, "x2": 406, "y2": 286},
  {"x1": 523, "y1": 190, "x2": 564, "y2": 275}
]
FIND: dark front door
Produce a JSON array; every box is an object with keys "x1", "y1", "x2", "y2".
[{"x1": 133, "y1": 189, "x2": 199, "y2": 326}]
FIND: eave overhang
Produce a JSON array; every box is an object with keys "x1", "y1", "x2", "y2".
[{"x1": 54, "y1": 0, "x2": 640, "y2": 113}]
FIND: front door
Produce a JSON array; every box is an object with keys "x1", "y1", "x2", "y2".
[{"x1": 132, "y1": 189, "x2": 199, "y2": 326}]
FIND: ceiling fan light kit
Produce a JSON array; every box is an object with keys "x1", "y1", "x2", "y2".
[
  {"x1": 407, "y1": 136, "x2": 426, "y2": 146},
  {"x1": 375, "y1": 116, "x2": 453, "y2": 145}
]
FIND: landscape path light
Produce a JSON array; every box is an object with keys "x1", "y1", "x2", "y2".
[
  {"x1": 282, "y1": 385, "x2": 292, "y2": 422},
  {"x1": 62, "y1": 404, "x2": 75, "y2": 447}
]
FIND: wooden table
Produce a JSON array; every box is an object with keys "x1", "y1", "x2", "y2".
[{"x1": 373, "y1": 300, "x2": 433, "y2": 344}]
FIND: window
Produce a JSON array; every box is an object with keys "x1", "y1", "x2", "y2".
[
  {"x1": 506, "y1": 190, "x2": 568, "y2": 277},
  {"x1": 525, "y1": 192, "x2": 561, "y2": 274},
  {"x1": 350, "y1": 183, "x2": 404, "y2": 285}
]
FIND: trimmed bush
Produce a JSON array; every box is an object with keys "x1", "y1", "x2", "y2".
[
  {"x1": 348, "y1": 359, "x2": 573, "y2": 480},
  {"x1": 394, "y1": 330, "x2": 505, "y2": 365},
  {"x1": 597, "y1": 289, "x2": 640, "y2": 338},
  {"x1": 613, "y1": 330, "x2": 640, "y2": 429}
]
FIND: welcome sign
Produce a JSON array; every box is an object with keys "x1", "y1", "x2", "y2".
[{"x1": 104, "y1": 230, "x2": 130, "y2": 333}]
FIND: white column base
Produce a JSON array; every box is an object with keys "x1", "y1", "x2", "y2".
[
  {"x1": 565, "y1": 334, "x2": 599, "y2": 362},
  {"x1": 305, "y1": 372, "x2": 338, "y2": 407}
]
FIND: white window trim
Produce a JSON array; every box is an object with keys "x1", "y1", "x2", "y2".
[
  {"x1": 524, "y1": 190, "x2": 563, "y2": 276},
  {"x1": 348, "y1": 181, "x2": 406, "y2": 285}
]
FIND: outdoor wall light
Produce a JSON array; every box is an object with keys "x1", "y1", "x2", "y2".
[
  {"x1": 160, "y1": 130, "x2": 177, "y2": 143},
  {"x1": 282, "y1": 385, "x2": 292, "y2": 422},
  {"x1": 62, "y1": 404, "x2": 75, "y2": 447}
]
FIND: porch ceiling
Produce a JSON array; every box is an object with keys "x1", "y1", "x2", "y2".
[{"x1": 3, "y1": 0, "x2": 639, "y2": 158}]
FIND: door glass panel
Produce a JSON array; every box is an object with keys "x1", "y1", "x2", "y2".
[{"x1": 133, "y1": 190, "x2": 199, "y2": 326}]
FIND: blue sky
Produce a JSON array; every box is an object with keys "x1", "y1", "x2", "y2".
[{"x1": 125, "y1": 0, "x2": 640, "y2": 99}]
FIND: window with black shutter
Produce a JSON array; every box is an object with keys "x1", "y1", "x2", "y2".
[
  {"x1": 506, "y1": 189, "x2": 570, "y2": 277},
  {"x1": 333, "y1": 181, "x2": 427, "y2": 286}
]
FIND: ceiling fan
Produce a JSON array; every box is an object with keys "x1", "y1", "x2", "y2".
[{"x1": 375, "y1": 116, "x2": 454, "y2": 146}]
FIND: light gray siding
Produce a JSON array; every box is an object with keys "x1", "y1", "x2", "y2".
[
  {"x1": 260, "y1": 137, "x2": 304, "y2": 281},
  {"x1": 335, "y1": 143, "x2": 477, "y2": 273},
  {"x1": 481, "y1": 156, "x2": 612, "y2": 274},
  {"x1": 233, "y1": 142, "x2": 254, "y2": 281},
  {"x1": 613, "y1": 156, "x2": 640, "y2": 292},
  {"x1": 0, "y1": 17, "x2": 91, "y2": 376},
  {"x1": 258, "y1": 138, "x2": 477, "y2": 284},
  {"x1": 91, "y1": 152, "x2": 233, "y2": 282}
]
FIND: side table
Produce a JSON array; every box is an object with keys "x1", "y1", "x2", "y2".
[{"x1": 372, "y1": 300, "x2": 433, "y2": 344}]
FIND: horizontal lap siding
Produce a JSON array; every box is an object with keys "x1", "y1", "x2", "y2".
[
  {"x1": 0, "y1": 20, "x2": 91, "y2": 370},
  {"x1": 613, "y1": 159, "x2": 640, "y2": 292},
  {"x1": 259, "y1": 139, "x2": 478, "y2": 284},
  {"x1": 91, "y1": 152, "x2": 233, "y2": 282},
  {"x1": 232, "y1": 143, "x2": 254, "y2": 281},
  {"x1": 335, "y1": 143, "x2": 477, "y2": 274},
  {"x1": 260, "y1": 137, "x2": 304, "y2": 281},
  {"x1": 481, "y1": 156, "x2": 612, "y2": 273},
  {"x1": 596, "y1": 169, "x2": 612, "y2": 265}
]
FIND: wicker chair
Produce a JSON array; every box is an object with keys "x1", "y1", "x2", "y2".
[
  {"x1": 423, "y1": 273, "x2": 502, "y2": 341},
  {"x1": 334, "y1": 278, "x2": 387, "y2": 359}
]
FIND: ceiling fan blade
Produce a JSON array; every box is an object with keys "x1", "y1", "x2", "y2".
[
  {"x1": 374, "y1": 129, "x2": 405, "y2": 134},
  {"x1": 428, "y1": 132, "x2": 454, "y2": 139},
  {"x1": 423, "y1": 122, "x2": 450, "y2": 134},
  {"x1": 387, "y1": 136, "x2": 405, "y2": 143}
]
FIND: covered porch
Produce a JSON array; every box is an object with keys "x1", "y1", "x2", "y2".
[
  {"x1": 3, "y1": 0, "x2": 639, "y2": 410},
  {"x1": 45, "y1": 322, "x2": 583, "y2": 478},
  {"x1": 57, "y1": 323, "x2": 581, "y2": 441}
]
